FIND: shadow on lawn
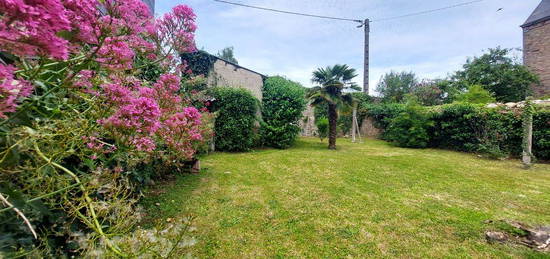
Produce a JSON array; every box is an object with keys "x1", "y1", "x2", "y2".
[
  {"x1": 139, "y1": 171, "x2": 208, "y2": 228},
  {"x1": 292, "y1": 138, "x2": 335, "y2": 151}
]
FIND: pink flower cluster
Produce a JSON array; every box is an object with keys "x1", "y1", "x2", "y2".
[
  {"x1": 144, "y1": 74, "x2": 183, "y2": 114},
  {"x1": 96, "y1": 37, "x2": 135, "y2": 70},
  {"x1": 73, "y1": 70, "x2": 95, "y2": 92},
  {"x1": 82, "y1": 135, "x2": 117, "y2": 153},
  {"x1": 98, "y1": 71, "x2": 208, "y2": 158},
  {"x1": 0, "y1": 0, "x2": 156, "y2": 59},
  {"x1": 158, "y1": 107, "x2": 204, "y2": 160},
  {"x1": 1, "y1": 0, "x2": 208, "y2": 160},
  {"x1": 62, "y1": 0, "x2": 101, "y2": 44},
  {"x1": 101, "y1": 83, "x2": 133, "y2": 106},
  {"x1": 103, "y1": 0, "x2": 152, "y2": 34},
  {"x1": 93, "y1": 0, "x2": 157, "y2": 70},
  {"x1": 155, "y1": 4, "x2": 197, "y2": 55},
  {"x1": 130, "y1": 136, "x2": 156, "y2": 152},
  {"x1": 100, "y1": 95, "x2": 161, "y2": 152},
  {"x1": 0, "y1": 0, "x2": 71, "y2": 60},
  {"x1": 0, "y1": 64, "x2": 33, "y2": 118}
]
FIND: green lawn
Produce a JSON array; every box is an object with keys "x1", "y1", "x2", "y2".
[{"x1": 142, "y1": 138, "x2": 550, "y2": 258}]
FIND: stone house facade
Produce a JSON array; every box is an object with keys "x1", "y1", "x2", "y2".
[
  {"x1": 522, "y1": 0, "x2": 550, "y2": 97},
  {"x1": 181, "y1": 51, "x2": 266, "y2": 101},
  {"x1": 207, "y1": 58, "x2": 265, "y2": 101}
]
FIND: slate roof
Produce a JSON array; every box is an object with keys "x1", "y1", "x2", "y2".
[
  {"x1": 211, "y1": 55, "x2": 267, "y2": 78},
  {"x1": 180, "y1": 51, "x2": 267, "y2": 78},
  {"x1": 522, "y1": 0, "x2": 550, "y2": 28}
]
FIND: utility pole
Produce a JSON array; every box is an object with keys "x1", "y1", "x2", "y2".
[{"x1": 363, "y1": 19, "x2": 370, "y2": 95}]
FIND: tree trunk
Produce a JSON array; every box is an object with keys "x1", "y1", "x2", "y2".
[{"x1": 328, "y1": 104, "x2": 338, "y2": 150}]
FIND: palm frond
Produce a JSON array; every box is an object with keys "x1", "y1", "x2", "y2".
[{"x1": 309, "y1": 64, "x2": 359, "y2": 107}]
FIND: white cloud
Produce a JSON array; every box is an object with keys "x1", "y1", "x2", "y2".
[{"x1": 161, "y1": 0, "x2": 541, "y2": 94}]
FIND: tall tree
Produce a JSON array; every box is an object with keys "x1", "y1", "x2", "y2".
[
  {"x1": 309, "y1": 64, "x2": 359, "y2": 150},
  {"x1": 412, "y1": 79, "x2": 457, "y2": 106},
  {"x1": 376, "y1": 71, "x2": 418, "y2": 103},
  {"x1": 216, "y1": 46, "x2": 238, "y2": 64},
  {"x1": 452, "y1": 47, "x2": 538, "y2": 102}
]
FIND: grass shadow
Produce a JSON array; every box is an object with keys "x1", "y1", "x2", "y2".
[
  {"x1": 292, "y1": 138, "x2": 331, "y2": 151},
  {"x1": 139, "y1": 170, "x2": 210, "y2": 228}
]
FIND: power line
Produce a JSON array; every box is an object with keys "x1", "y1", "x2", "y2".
[
  {"x1": 213, "y1": 0, "x2": 485, "y2": 24},
  {"x1": 212, "y1": 0, "x2": 362, "y2": 23},
  {"x1": 211, "y1": 0, "x2": 486, "y2": 94},
  {"x1": 372, "y1": 0, "x2": 484, "y2": 22}
]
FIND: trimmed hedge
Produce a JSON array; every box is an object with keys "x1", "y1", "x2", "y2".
[
  {"x1": 260, "y1": 76, "x2": 306, "y2": 149},
  {"x1": 362, "y1": 103, "x2": 550, "y2": 160},
  {"x1": 209, "y1": 87, "x2": 259, "y2": 152},
  {"x1": 362, "y1": 103, "x2": 406, "y2": 132}
]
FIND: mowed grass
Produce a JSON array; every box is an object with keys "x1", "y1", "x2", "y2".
[{"x1": 142, "y1": 138, "x2": 550, "y2": 258}]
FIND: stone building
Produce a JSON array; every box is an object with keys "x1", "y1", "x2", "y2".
[
  {"x1": 207, "y1": 57, "x2": 265, "y2": 101},
  {"x1": 181, "y1": 51, "x2": 266, "y2": 101},
  {"x1": 522, "y1": 0, "x2": 550, "y2": 97}
]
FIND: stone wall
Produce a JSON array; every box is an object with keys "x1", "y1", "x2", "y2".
[
  {"x1": 300, "y1": 103, "x2": 317, "y2": 137},
  {"x1": 207, "y1": 59, "x2": 264, "y2": 101},
  {"x1": 523, "y1": 19, "x2": 550, "y2": 97},
  {"x1": 359, "y1": 117, "x2": 382, "y2": 138}
]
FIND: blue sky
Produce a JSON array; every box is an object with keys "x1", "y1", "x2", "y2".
[{"x1": 156, "y1": 0, "x2": 540, "y2": 94}]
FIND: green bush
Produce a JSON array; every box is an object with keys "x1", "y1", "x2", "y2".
[
  {"x1": 385, "y1": 103, "x2": 433, "y2": 148},
  {"x1": 455, "y1": 85, "x2": 496, "y2": 104},
  {"x1": 260, "y1": 76, "x2": 306, "y2": 149},
  {"x1": 429, "y1": 103, "x2": 490, "y2": 152},
  {"x1": 430, "y1": 104, "x2": 517, "y2": 159},
  {"x1": 365, "y1": 102, "x2": 550, "y2": 160},
  {"x1": 209, "y1": 87, "x2": 259, "y2": 152},
  {"x1": 532, "y1": 110, "x2": 550, "y2": 160},
  {"x1": 316, "y1": 117, "x2": 329, "y2": 141}
]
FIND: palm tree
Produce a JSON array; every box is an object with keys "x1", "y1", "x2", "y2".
[{"x1": 309, "y1": 64, "x2": 360, "y2": 150}]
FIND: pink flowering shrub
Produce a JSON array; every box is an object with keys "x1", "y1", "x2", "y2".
[
  {"x1": 62, "y1": 0, "x2": 100, "y2": 44},
  {"x1": 101, "y1": 97, "x2": 161, "y2": 135},
  {"x1": 148, "y1": 74, "x2": 184, "y2": 114},
  {"x1": 155, "y1": 4, "x2": 197, "y2": 57},
  {"x1": 0, "y1": 0, "x2": 71, "y2": 60},
  {"x1": 96, "y1": 37, "x2": 135, "y2": 70},
  {"x1": 0, "y1": 1, "x2": 211, "y2": 256},
  {"x1": 158, "y1": 107, "x2": 205, "y2": 160},
  {"x1": 98, "y1": 72, "x2": 210, "y2": 159},
  {"x1": 0, "y1": 64, "x2": 33, "y2": 118},
  {"x1": 100, "y1": 96, "x2": 162, "y2": 152}
]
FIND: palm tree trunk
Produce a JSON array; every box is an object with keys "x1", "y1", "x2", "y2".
[{"x1": 328, "y1": 104, "x2": 338, "y2": 150}]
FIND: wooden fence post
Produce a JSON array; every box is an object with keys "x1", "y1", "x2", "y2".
[{"x1": 352, "y1": 106, "x2": 357, "y2": 143}]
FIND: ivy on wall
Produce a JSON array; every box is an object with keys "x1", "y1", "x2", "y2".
[{"x1": 180, "y1": 51, "x2": 216, "y2": 77}]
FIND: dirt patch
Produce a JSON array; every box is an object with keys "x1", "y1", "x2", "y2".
[{"x1": 485, "y1": 220, "x2": 550, "y2": 252}]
